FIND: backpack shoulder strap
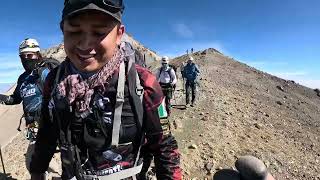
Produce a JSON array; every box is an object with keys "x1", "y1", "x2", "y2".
[
  {"x1": 112, "y1": 55, "x2": 145, "y2": 147},
  {"x1": 159, "y1": 67, "x2": 172, "y2": 80},
  {"x1": 51, "y1": 63, "x2": 64, "y2": 97},
  {"x1": 158, "y1": 67, "x2": 163, "y2": 79},
  {"x1": 111, "y1": 61, "x2": 126, "y2": 147},
  {"x1": 168, "y1": 67, "x2": 174, "y2": 83}
]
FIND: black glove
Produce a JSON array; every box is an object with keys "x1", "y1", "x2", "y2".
[{"x1": 0, "y1": 94, "x2": 9, "y2": 104}]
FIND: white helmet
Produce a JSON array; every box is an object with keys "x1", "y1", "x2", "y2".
[
  {"x1": 189, "y1": 56, "x2": 194, "y2": 61},
  {"x1": 161, "y1": 56, "x2": 169, "y2": 64},
  {"x1": 19, "y1": 38, "x2": 40, "y2": 54}
]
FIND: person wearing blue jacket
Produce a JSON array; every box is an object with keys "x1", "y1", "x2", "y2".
[{"x1": 182, "y1": 56, "x2": 200, "y2": 107}]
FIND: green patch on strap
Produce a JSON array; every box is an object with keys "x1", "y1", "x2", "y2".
[{"x1": 158, "y1": 98, "x2": 168, "y2": 119}]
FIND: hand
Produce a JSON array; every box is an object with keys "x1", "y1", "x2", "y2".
[{"x1": 0, "y1": 94, "x2": 9, "y2": 104}]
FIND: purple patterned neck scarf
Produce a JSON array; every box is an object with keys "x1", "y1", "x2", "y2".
[{"x1": 57, "y1": 42, "x2": 126, "y2": 114}]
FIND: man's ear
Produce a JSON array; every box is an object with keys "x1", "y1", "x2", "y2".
[{"x1": 116, "y1": 24, "x2": 125, "y2": 45}]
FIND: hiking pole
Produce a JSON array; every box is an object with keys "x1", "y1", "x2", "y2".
[
  {"x1": 172, "y1": 87, "x2": 177, "y2": 107},
  {"x1": 182, "y1": 78, "x2": 185, "y2": 93},
  {"x1": 182, "y1": 78, "x2": 186, "y2": 107},
  {"x1": 173, "y1": 90, "x2": 177, "y2": 106},
  {"x1": 0, "y1": 146, "x2": 6, "y2": 175}
]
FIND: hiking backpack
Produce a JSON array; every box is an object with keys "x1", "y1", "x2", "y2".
[
  {"x1": 182, "y1": 63, "x2": 199, "y2": 81},
  {"x1": 134, "y1": 48, "x2": 147, "y2": 68},
  {"x1": 159, "y1": 65, "x2": 177, "y2": 91}
]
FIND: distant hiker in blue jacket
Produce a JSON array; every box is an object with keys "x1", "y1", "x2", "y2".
[{"x1": 182, "y1": 56, "x2": 200, "y2": 107}]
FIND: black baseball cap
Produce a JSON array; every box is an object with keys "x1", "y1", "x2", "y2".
[{"x1": 62, "y1": 0, "x2": 125, "y2": 22}]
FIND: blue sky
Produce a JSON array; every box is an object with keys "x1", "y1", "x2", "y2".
[{"x1": 0, "y1": 0, "x2": 319, "y2": 93}]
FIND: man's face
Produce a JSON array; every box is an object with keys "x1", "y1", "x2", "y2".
[
  {"x1": 19, "y1": 52, "x2": 41, "y2": 72},
  {"x1": 187, "y1": 60, "x2": 192, "y2": 64},
  {"x1": 162, "y1": 63, "x2": 168, "y2": 68},
  {"x1": 63, "y1": 11, "x2": 125, "y2": 73},
  {"x1": 19, "y1": 52, "x2": 39, "y2": 60}
]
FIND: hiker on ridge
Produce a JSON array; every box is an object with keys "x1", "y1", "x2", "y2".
[
  {"x1": 30, "y1": 0, "x2": 181, "y2": 179},
  {"x1": 155, "y1": 56, "x2": 177, "y2": 116},
  {"x1": 182, "y1": 56, "x2": 200, "y2": 107},
  {"x1": 0, "y1": 38, "x2": 60, "y2": 173},
  {"x1": 0, "y1": 38, "x2": 50, "y2": 125}
]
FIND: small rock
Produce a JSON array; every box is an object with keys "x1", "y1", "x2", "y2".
[
  {"x1": 254, "y1": 123, "x2": 263, "y2": 129},
  {"x1": 184, "y1": 170, "x2": 190, "y2": 175},
  {"x1": 189, "y1": 144, "x2": 198, "y2": 149},
  {"x1": 201, "y1": 116, "x2": 209, "y2": 121},
  {"x1": 201, "y1": 155, "x2": 208, "y2": 161},
  {"x1": 216, "y1": 167, "x2": 223, "y2": 170},
  {"x1": 276, "y1": 101, "x2": 283, "y2": 105},
  {"x1": 236, "y1": 156, "x2": 268, "y2": 180},
  {"x1": 263, "y1": 112, "x2": 270, "y2": 117},
  {"x1": 200, "y1": 112, "x2": 205, "y2": 115},
  {"x1": 314, "y1": 88, "x2": 320, "y2": 95},
  {"x1": 276, "y1": 85, "x2": 285, "y2": 92},
  {"x1": 205, "y1": 163, "x2": 214, "y2": 172}
]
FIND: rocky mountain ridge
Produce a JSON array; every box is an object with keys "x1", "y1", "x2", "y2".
[
  {"x1": 167, "y1": 48, "x2": 320, "y2": 179},
  {"x1": 1, "y1": 37, "x2": 319, "y2": 179}
]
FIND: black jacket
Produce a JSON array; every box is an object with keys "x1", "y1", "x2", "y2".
[{"x1": 30, "y1": 49, "x2": 182, "y2": 179}]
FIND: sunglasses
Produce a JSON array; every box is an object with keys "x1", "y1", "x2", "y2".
[
  {"x1": 20, "y1": 53, "x2": 39, "y2": 60},
  {"x1": 65, "y1": 0, "x2": 124, "y2": 10}
]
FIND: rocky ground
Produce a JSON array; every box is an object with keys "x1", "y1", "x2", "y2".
[
  {"x1": 0, "y1": 132, "x2": 61, "y2": 180},
  {"x1": 1, "y1": 49, "x2": 320, "y2": 180},
  {"x1": 169, "y1": 49, "x2": 320, "y2": 180}
]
